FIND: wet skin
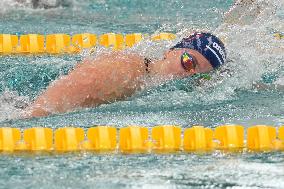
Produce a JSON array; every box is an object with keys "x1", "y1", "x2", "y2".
[{"x1": 24, "y1": 49, "x2": 213, "y2": 118}]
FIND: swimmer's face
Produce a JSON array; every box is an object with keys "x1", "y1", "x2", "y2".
[{"x1": 162, "y1": 48, "x2": 213, "y2": 78}]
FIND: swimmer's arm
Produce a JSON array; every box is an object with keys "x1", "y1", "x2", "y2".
[{"x1": 25, "y1": 53, "x2": 145, "y2": 118}]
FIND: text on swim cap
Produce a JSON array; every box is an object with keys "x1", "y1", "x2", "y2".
[{"x1": 212, "y1": 42, "x2": 226, "y2": 62}]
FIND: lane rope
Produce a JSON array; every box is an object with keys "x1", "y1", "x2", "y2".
[
  {"x1": 0, "y1": 33, "x2": 176, "y2": 54},
  {"x1": 0, "y1": 125, "x2": 283, "y2": 153}
]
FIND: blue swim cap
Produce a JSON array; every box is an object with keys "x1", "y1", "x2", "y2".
[{"x1": 172, "y1": 32, "x2": 227, "y2": 69}]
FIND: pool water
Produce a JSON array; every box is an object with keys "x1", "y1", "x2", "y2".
[{"x1": 0, "y1": 0, "x2": 284, "y2": 188}]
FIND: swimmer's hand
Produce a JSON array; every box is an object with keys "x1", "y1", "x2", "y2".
[{"x1": 23, "y1": 106, "x2": 51, "y2": 118}]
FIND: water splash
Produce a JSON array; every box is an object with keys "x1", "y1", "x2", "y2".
[
  {"x1": 126, "y1": 0, "x2": 284, "y2": 107},
  {"x1": 0, "y1": 0, "x2": 283, "y2": 123},
  {"x1": 190, "y1": 0, "x2": 284, "y2": 103},
  {"x1": 0, "y1": 90, "x2": 30, "y2": 121}
]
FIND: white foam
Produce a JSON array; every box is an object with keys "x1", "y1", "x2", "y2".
[
  {"x1": 0, "y1": 90, "x2": 30, "y2": 121},
  {"x1": 190, "y1": 0, "x2": 284, "y2": 103}
]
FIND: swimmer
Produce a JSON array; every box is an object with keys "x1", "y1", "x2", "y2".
[{"x1": 24, "y1": 32, "x2": 227, "y2": 118}]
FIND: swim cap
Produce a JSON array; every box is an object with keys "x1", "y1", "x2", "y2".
[{"x1": 172, "y1": 32, "x2": 226, "y2": 69}]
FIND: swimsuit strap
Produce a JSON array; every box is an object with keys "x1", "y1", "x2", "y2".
[{"x1": 144, "y1": 57, "x2": 152, "y2": 73}]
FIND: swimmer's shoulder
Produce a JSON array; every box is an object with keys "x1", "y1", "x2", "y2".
[
  {"x1": 82, "y1": 51, "x2": 147, "y2": 74},
  {"x1": 91, "y1": 51, "x2": 144, "y2": 62}
]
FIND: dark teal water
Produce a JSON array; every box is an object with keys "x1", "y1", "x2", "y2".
[
  {"x1": 1, "y1": 153, "x2": 284, "y2": 189},
  {"x1": 0, "y1": 0, "x2": 233, "y2": 34},
  {"x1": 0, "y1": 0, "x2": 284, "y2": 188}
]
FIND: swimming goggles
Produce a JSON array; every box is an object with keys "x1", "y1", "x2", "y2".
[{"x1": 180, "y1": 51, "x2": 197, "y2": 72}]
